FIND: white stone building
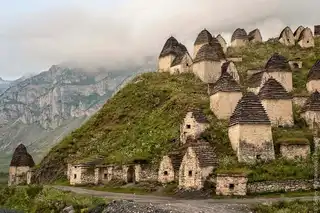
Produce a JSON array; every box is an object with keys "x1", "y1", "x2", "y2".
[
  {"x1": 293, "y1": 26, "x2": 305, "y2": 41},
  {"x1": 178, "y1": 141, "x2": 217, "y2": 190},
  {"x1": 248, "y1": 29, "x2": 263, "y2": 43},
  {"x1": 301, "y1": 91, "x2": 320, "y2": 129},
  {"x1": 180, "y1": 110, "x2": 210, "y2": 144},
  {"x1": 231, "y1": 28, "x2": 248, "y2": 47},
  {"x1": 258, "y1": 78, "x2": 293, "y2": 127},
  {"x1": 278, "y1": 139, "x2": 310, "y2": 160},
  {"x1": 158, "y1": 151, "x2": 183, "y2": 184},
  {"x1": 278, "y1": 26, "x2": 295, "y2": 46},
  {"x1": 306, "y1": 60, "x2": 320, "y2": 93},
  {"x1": 297, "y1": 27, "x2": 315, "y2": 48},
  {"x1": 208, "y1": 72, "x2": 242, "y2": 120},
  {"x1": 216, "y1": 173, "x2": 248, "y2": 196},
  {"x1": 228, "y1": 92, "x2": 275, "y2": 163},
  {"x1": 193, "y1": 29, "x2": 213, "y2": 58}
]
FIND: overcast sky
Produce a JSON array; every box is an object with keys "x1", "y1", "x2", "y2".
[{"x1": 0, "y1": 0, "x2": 319, "y2": 80}]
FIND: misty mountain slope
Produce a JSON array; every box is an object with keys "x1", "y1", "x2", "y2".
[{"x1": 0, "y1": 64, "x2": 146, "y2": 171}]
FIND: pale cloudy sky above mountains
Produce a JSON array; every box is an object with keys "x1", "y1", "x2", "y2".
[{"x1": 0, "y1": 0, "x2": 319, "y2": 79}]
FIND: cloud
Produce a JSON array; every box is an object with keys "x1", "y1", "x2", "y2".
[{"x1": 0, "y1": 0, "x2": 319, "y2": 79}]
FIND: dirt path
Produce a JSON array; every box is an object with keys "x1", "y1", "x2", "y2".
[{"x1": 52, "y1": 185, "x2": 317, "y2": 213}]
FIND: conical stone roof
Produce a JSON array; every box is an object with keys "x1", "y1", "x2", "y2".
[
  {"x1": 159, "y1": 37, "x2": 187, "y2": 58},
  {"x1": 307, "y1": 60, "x2": 320, "y2": 81},
  {"x1": 315, "y1": 25, "x2": 320, "y2": 36},
  {"x1": 193, "y1": 44, "x2": 222, "y2": 63},
  {"x1": 258, "y1": 78, "x2": 291, "y2": 100},
  {"x1": 301, "y1": 91, "x2": 320, "y2": 112},
  {"x1": 248, "y1": 29, "x2": 262, "y2": 41},
  {"x1": 210, "y1": 37, "x2": 226, "y2": 59},
  {"x1": 208, "y1": 72, "x2": 241, "y2": 95},
  {"x1": 298, "y1": 27, "x2": 313, "y2": 41},
  {"x1": 265, "y1": 53, "x2": 290, "y2": 71},
  {"x1": 229, "y1": 92, "x2": 270, "y2": 126},
  {"x1": 294, "y1": 26, "x2": 305, "y2": 38},
  {"x1": 10, "y1": 144, "x2": 35, "y2": 167},
  {"x1": 194, "y1": 29, "x2": 213, "y2": 45},
  {"x1": 231, "y1": 28, "x2": 248, "y2": 42},
  {"x1": 279, "y1": 26, "x2": 294, "y2": 38},
  {"x1": 189, "y1": 141, "x2": 217, "y2": 168}
]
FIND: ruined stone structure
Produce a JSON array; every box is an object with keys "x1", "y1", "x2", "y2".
[
  {"x1": 69, "y1": 162, "x2": 96, "y2": 185},
  {"x1": 158, "y1": 151, "x2": 183, "y2": 184},
  {"x1": 216, "y1": 34, "x2": 227, "y2": 53},
  {"x1": 258, "y1": 78, "x2": 293, "y2": 127},
  {"x1": 248, "y1": 53, "x2": 292, "y2": 94},
  {"x1": 306, "y1": 60, "x2": 320, "y2": 93},
  {"x1": 179, "y1": 141, "x2": 217, "y2": 190},
  {"x1": 194, "y1": 29, "x2": 213, "y2": 58},
  {"x1": 278, "y1": 139, "x2": 310, "y2": 160},
  {"x1": 297, "y1": 27, "x2": 315, "y2": 48},
  {"x1": 248, "y1": 29, "x2": 262, "y2": 43},
  {"x1": 228, "y1": 92, "x2": 275, "y2": 163},
  {"x1": 293, "y1": 26, "x2": 305, "y2": 41},
  {"x1": 315, "y1": 25, "x2": 320, "y2": 37},
  {"x1": 231, "y1": 28, "x2": 248, "y2": 47},
  {"x1": 193, "y1": 44, "x2": 225, "y2": 83},
  {"x1": 8, "y1": 144, "x2": 35, "y2": 186},
  {"x1": 158, "y1": 36, "x2": 190, "y2": 73},
  {"x1": 288, "y1": 58, "x2": 303, "y2": 71},
  {"x1": 279, "y1": 26, "x2": 295, "y2": 46},
  {"x1": 221, "y1": 61, "x2": 240, "y2": 83},
  {"x1": 170, "y1": 52, "x2": 193, "y2": 74},
  {"x1": 301, "y1": 91, "x2": 320, "y2": 129},
  {"x1": 180, "y1": 110, "x2": 209, "y2": 144},
  {"x1": 208, "y1": 72, "x2": 242, "y2": 120},
  {"x1": 216, "y1": 173, "x2": 248, "y2": 196},
  {"x1": 94, "y1": 165, "x2": 113, "y2": 185}
]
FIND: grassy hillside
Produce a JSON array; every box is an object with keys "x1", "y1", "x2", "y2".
[
  {"x1": 35, "y1": 39, "x2": 320, "y2": 183},
  {"x1": 35, "y1": 73, "x2": 232, "y2": 182}
]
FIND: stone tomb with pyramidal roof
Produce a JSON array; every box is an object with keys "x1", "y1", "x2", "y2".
[
  {"x1": 193, "y1": 29, "x2": 213, "y2": 58},
  {"x1": 192, "y1": 42, "x2": 226, "y2": 83},
  {"x1": 297, "y1": 27, "x2": 315, "y2": 48},
  {"x1": 208, "y1": 72, "x2": 242, "y2": 120},
  {"x1": 221, "y1": 61, "x2": 240, "y2": 83},
  {"x1": 294, "y1": 26, "x2": 305, "y2": 41},
  {"x1": 248, "y1": 53, "x2": 292, "y2": 94},
  {"x1": 231, "y1": 28, "x2": 249, "y2": 47},
  {"x1": 248, "y1": 29, "x2": 263, "y2": 43},
  {"x1": 180, "y1": 110, "x2": 210, "y2": 144},
  {"x1": 258, "y1": 78, "x2": 293, "y2": 127},
  {"x1": 278, "y1": 26, "x2": 295, "y2": 46},
  {"x1": 8, "y1": 144, "x2": 35, "y2": 186},
  {"x1": 216, "y1": 34, "x2": 227, "y2": 53},
  {"x1": 178, "y1": 140, "x2": 217, "y2": 190},
  {"x1": 306, "y1": 60, "x2": 320, "y2": 93},
  {"x1": 158, "y1": 150, "x2": 184, "y2": 184},
  {"x1": 228, "y1": 92, "x2": 275, "y2": 163},
  {"x1": 301, "y1": 91, "x2": 320, "y2": 129}
]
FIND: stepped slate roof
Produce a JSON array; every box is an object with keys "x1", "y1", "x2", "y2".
[
  {"x1": 171, "y1": 51, "x2": 191, "y2": 67},
  {"x1": 159, "y1": 37, "x2": 187, "y2": 58},
  {"x1": 231, "y1": 28, "x2": 248, "y2": 42},
  {"x1": 294, "y1": 26, "x2": 305, "y2": 37},
  {"x1": 298, "y1": 27, "x2": 313, "y2": 41},
  {"x1": 10, "y1": 144, "x2": 35, "y2": 167},
  {"x1": 307, "y1": 60, "x2": 320, "y2": 81},
  {"x1": 194, "y1": 29, "x2": 213, "y2": 45},
  {"x1": 248, "y1": 29, "x2": 261, "y2": 41},
  {"x1": 248, "y1": 71, "x2": 265, "y2": 88},
  {"x1": 301, "y1": 91, "x2": 320, "y2": 112},
  {"x1": 208, "y1": 72, "x2": 241, "y2": 95},
  {"x1": 265, "y1": 53, "x2": 291, "y2": 71},
  {"x1": 189, "y1": 142, "x2": 217, "y2": 168},
  {"x1": 190, "y1": 109, "x2": 209, "y2": 123},
  {"x1": 210, "y1": 37, "x2": 226, "y2": 59},
  {"x1": 216, "y1": 34, "x2": 226, "y2": 44},
  {"x1": 315, "y1": 25, "x2": 320, "y2": 36},
  {"x1": 258, "y1": 78, "x2": 291, "y2": 100},
  {"x1": 229, "y1": 92, "x2": 270, "y2": 126},
  {"x1": 194, "y1": 44, "x2": 223, "y2": 63},
  {"x1": 168, "y1": 151, "x2": 184, "y2": 172},
  {"x1": 279, "y1": 26, "x2": 293, "y2": 38}
]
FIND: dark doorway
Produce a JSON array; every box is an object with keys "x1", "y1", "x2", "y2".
[
  {"x1": 127, "y1": 166, "x2": 135, "y2": 183},
  {"x1": 293, "y1": 63, "x2": 299, "y2": 69}
]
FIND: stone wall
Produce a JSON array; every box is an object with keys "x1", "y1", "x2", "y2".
[
  {"x1": 67, "y1": 164, "x2": 72, "y2": 180},
  {"x1": 288, "y1": 61, "x2": 303, "y2": 70},
  {"x1": 180, "y1": 112, "x2": 209, "y2": 144},
  {"x1": 216, "y1": 174, "x2": 248, "y2": 196},
  {"x1": 280, "y1": 144, "x2": 310, "y2": 159},
  {"x1": 193, "y1": 61, "x2": 223, "y2": 83},
  {"x1": 170, "y1": 54, "x2": 193, "y2": 74},
  {"x1": 231, "y1": 39, "x2": 247, "y2": 47},
  {"x1": 69, "y1": 166, "x2": 95, "y2": 185},
  {"x1": 158, "y1": 156, "x2": 175, "y2": 184},
  {"x1": 261, "y1": 99, "x2": 293, "y2": 127},
  {"x1": 27, "y1": 170, "x2": 34, "y2": 185},
  {"x1": 238, "y1": 140, "x2": 275, "y2": 163},
  {"x1": 179, "y1": 147, "x2": 203, "y2": 190},
  {"x1": 135, "y1": 164, "x2": 158, "y2": 183},
  {"x1": 8, "y1": 166, "x2": 30, "y2": 186},
  {"x1": 247, "y1": 179, "x2": 313, "y2": 194},
  {"x1": 210, "y1": 92, "x2": 242, "y2": 120},
  {"x1": 264, "y1": 71, "x2": 292, "y2": 93},
  {"x1": 158, "y1": 55, "x2": 175, "y2": 72},
  {"x1": 226, "y1": 57, "x2": 242, "y2": 62},
  {"x1": 307, "y1": 80, "x2": 320, "y2": 93},
  {"x1": 293, "y1": 96, "x2": 308, "y2": 107},
  {"x1": 301, "y1": 111, "x2": 320, "y2": 129}
]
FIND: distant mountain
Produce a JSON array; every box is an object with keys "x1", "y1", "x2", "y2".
[
  {"x1": 0, "y1": 59, "x2": 156, "y2": 171},
  {"x1": 0, "y1": 77, "x2": 13, "y2": 94}
]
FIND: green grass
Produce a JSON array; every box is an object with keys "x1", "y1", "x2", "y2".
[{"x1": 0, "y1": 185, "x2": 106, "y2": 213}]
